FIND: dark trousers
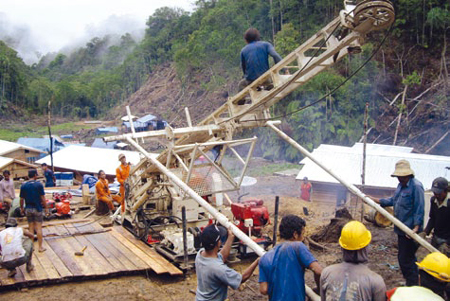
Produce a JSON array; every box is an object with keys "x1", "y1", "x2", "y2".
[{"x1": 398, "y1": 235, "x2": 419, "y2": 286}]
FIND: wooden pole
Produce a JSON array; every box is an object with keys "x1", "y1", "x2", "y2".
[
  {"x1": 273, "y1": 196, "x2": 279, "y2": 246},
  {"x1": 393, "y1": 85, "x2": 408, "y2": 145},
  {"x1": 425, "y1": 131, "x2": 449, "y2": 154},
  {"x1": 47, "y1": 98, "x2": 54, "y2": 173},
  {"x1": 361, "y1": 102, "x2": 368, "y2": 221}
]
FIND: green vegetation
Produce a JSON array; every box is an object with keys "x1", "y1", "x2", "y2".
[
  {"x1": 246, "y1": 162, "x2": 300, "y2": 177},
  {"x1": 0, "y1": 122, "x2": 95, "y2": 141},
  {"x1": 0, "y1": 0, "x2": 448, "y2": 159}
]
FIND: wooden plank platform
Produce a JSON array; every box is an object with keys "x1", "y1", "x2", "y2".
[{"x1": 0, "y1": 221, "x2": 182, "y2": 289}]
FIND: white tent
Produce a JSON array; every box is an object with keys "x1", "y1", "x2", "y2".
[
  {"x1": 36, "y1": 145, "x2": 157, "y2": 176},
  {"x1": 297, "y1": 143, "x2": 450, "y2": 190}
]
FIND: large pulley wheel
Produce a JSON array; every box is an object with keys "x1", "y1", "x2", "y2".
[{"x1": 354, "y1": 0, "x2": 394, "y2": 31}]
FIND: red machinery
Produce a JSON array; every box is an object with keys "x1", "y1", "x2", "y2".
[
  {"x1": 46, "y1": 192, "x2": 72, "y2": 218},
  {"x1": 231, "y1": 199, "x2": 270, "y2": 237}
]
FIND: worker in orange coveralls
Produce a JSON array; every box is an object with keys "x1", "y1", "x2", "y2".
[
  {"x1": 95, "y1": 170, "x2": 121, "y2": 212},
  {"x1": 300, "y1": 177, "x2": 312, "y2": 202},
  {"x1": 116, "y1": 153, "x2": 130, "y2": 213}
]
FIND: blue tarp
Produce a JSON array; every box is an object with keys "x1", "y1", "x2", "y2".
[
  {"x1": 91, "y1": 138, "x2": 117, "y2": 149},
  {"x1": 95, "y1": 127, "x2": 119, "y2": 135},
  {"x1": 16, "y1": 138, "x2": 65, "y2": 157},
  {"x1": 81, "y1": 174, "x2": 98, "y2": 193}
]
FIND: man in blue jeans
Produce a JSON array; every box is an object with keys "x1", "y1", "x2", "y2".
[
  {"x1": 20, "y1": 169, "x2": 49, "y2": 252},
  {"x1": 259, "y1": 214, "x2": 322, "y2": 300},
  {"x1": 374, "y1": 159, "x2": 425, "y2": 286}
]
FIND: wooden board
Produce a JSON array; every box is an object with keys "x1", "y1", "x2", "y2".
[
  {"x1": 0, "y1": 222, "x2": 182, "y2": 290},
  {"x1": 113, "y1": 226, "x2": 182, "y2": 276}
]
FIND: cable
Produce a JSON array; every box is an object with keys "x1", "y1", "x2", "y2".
[{"x1": 241, "y1": 23, "x2": 394, "y2": 123}]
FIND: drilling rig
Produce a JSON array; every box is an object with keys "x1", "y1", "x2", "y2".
[{"x1": 104, "y1": 0, "x2": 397, "y2": 287}]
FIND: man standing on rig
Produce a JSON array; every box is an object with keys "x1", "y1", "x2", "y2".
[{"x1": 238, "y1": 28, "x2": 282, "y2": 93}]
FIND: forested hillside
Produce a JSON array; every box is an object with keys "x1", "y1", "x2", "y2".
[{"x1": 0, "y1": 0, "x2": 449, "y2": 160}]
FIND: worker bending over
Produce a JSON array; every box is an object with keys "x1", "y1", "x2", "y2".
[
  {"x1": 387, "y1": 252, "x2": 450, "y2": 300},
  {"x1": 259, "y1": 214, "x2": 322, "y2": 300},
  {"x1": 0, "y1": 218, "x2": 35, "y2": 277},
  {"x1": 195, "y1": 224, "x2": 259, "y2": 301},
  {"x1": 320, "y1": 221, "x2": 386, "y2": 300},
  {"x1": 95, "y1": 170, "x2": 121, "y2": 213},
  {"x1": 116, "y1": 153, "x2": 130, "y2": 213}
]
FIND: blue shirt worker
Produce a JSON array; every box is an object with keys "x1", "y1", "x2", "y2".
[
  {"x1": 259, "y1": 214, "x2": 322, "y2": 301},
  {"x1": 42, "y1": 163, "x2": 56, "y2": 187},
  {"x1": 195, "y1": 224, "x2": 259, "y2": 301},
  {"x1": 238, "y1": 27, "x2": 282, "y2": 93},
  {"x1": 20, "y1": 169, "x2": 48, "y2": 253},
  {"x1": 374, "y1": 159, "x2": 425, "y2": 286}
]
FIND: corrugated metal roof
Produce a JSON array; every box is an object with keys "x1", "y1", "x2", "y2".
[
  {"x1": 0, "y1": 157, "x2": 14, "y2": 169},
  {"x1": 95, "y1": 127, "x2": 118, "y2": 133},
  {"x1": 16, "y1": 138, "x2": 65, "y2": 153},
  {"x1": 297, "y1": 143, "x2": 450, "y2": 189},
  {"x1": 36, "y1": 145, "x2": 157, "y2": 176},
  {"x1": 122, "y1": 121, "x2": 147, "y2": 129},
  {"x1": 0, "y1": 140, "x2": 46, "y2": 156},
  {"x1": 137, "y1": 114, "x2": 157, "y2": 123},
  {"x1": 0, "y1": 156, "x2": 38, "y2": 169}
]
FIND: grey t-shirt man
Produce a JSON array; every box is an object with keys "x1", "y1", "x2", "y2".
[
  {"x1": 320, "y1": 262, "x2": 386, "y2": 301},
  {"x1": 195, "y1": 248, "x2": 242, "y2": 301}
]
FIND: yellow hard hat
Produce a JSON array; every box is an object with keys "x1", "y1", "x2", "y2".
[
  {"x1": 339, "y1": 221, "x2": 372, "y2": 251},
  {"x1": 416, "y1": 252, "x2": 450, "y2": 282}
]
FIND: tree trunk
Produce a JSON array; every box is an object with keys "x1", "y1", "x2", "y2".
[
  {"x1": 393, "y1": 85, "x2": 408, "y2": 145},
  {"x1": 442, "y1": 27, "x2": 448, "y2": 91},
  {"x1": 270, "y1": 0, "x2": 275, "y2": 42}
]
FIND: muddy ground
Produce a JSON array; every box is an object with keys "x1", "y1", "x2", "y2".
[{"x1": 1, "y1": 175, "x2": 429, "y2": 300}]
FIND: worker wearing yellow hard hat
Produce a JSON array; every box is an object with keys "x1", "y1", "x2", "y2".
[
  {"x1": 338, "y1": 220, "x2": 372, "y2": 250},
  {"x1": 387, "y1": 252, "x2": 450, "y2": 300},
  {"x1": 320, "y1": 221, "x2": 386, "y2": 300}
]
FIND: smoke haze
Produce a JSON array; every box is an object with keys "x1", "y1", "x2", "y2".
[{"x1": 0, "y1": 0, "x2": 193, "y2": 64}]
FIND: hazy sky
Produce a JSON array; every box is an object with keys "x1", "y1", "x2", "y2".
[{"x1": 0, "y1": 0, "x2": 194, "y2": 63}]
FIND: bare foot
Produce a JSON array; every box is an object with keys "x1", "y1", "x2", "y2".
[
  {"x1": 38, "y1": 247, "x2": 47, "y2": 252},
  {"x1": 26, "y1": 263, "x2": 34, "y2": 273},
  {"x1": 7, "y1": 269, "x2": 17, "y2": 277}
]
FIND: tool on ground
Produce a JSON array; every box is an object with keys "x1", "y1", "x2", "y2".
[{"x1": 74, "y1": 246, "x2": 87, "y2": 256}]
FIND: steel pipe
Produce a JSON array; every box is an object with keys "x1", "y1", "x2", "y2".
[
  {"x1": 266, "y1": 121, "x2": 439, "y2": 253},
  {"x1": 126, "y1": 136, "x2": 320, "y2": 301}
]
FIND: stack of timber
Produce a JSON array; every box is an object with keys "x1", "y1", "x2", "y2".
[{"x1": 0, "y1": 220, "x2": 182, "y2": 289}]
